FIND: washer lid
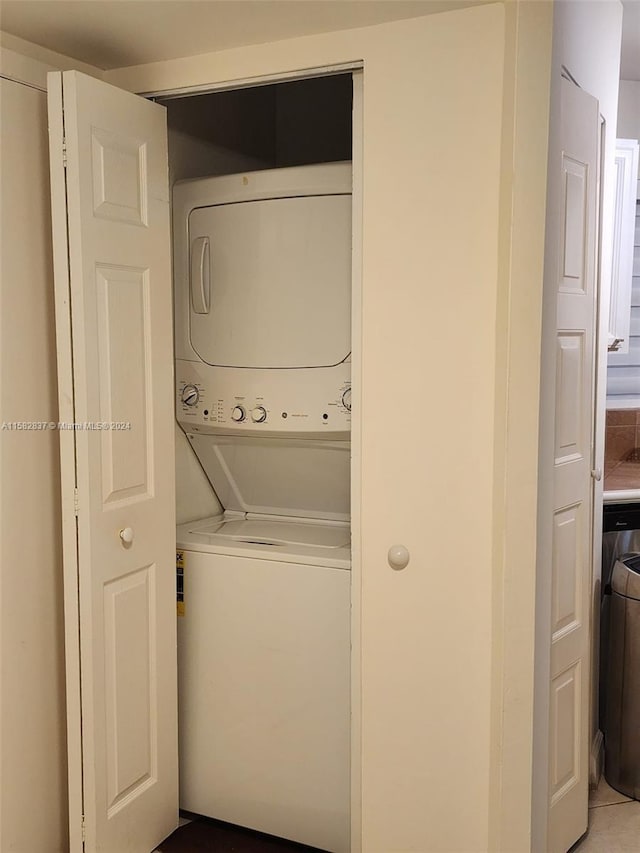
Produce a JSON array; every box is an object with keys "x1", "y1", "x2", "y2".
[
  {"x1": 612, "y1": 553, "x2": 640, "y2": 600},
  {"x1": 188, "y1": 516, "x2": 350, "y2": 549},
  {"x1": 187, "y1": 433, "x2": 350, "y2": 522}
]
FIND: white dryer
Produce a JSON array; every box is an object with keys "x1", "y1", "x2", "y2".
[{"x1": 173, "y1": 163, "x2": 352, "y2": 852}]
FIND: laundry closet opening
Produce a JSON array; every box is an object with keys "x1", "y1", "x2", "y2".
[{"x1": 162, "y1": 73, "x2": 355, "y2": 853}]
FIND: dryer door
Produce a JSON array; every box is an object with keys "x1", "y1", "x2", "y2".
[{"x1": 189, "y1": 193, "x2": 351, "y2": 369}]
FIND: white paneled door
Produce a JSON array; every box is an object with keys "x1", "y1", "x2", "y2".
[
  {"x1": 48, "y1": 71, "x2": 177, "y2": 853},
  {"x1": 547, "y1": 77, "x2": 599, "y2": 853}
]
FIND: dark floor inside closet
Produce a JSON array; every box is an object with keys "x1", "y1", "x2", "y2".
[{"x1": 157, "y1": 815, "x2": 326, "y2": 853}]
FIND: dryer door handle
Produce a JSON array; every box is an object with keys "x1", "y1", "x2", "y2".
[{"x1": 191, "y1": 236, "x2": 211, "y2": 314}]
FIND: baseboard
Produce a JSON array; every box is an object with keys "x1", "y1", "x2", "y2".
[{"x1": 590, "y1": 729, "x2": 604, "y2": 788}]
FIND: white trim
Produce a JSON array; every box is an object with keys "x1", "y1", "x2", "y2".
[
  {"x1": 46, "y1": 71, "x2": 85, "y2": 853},
  {"x1": 607, "y1": 139, "x2": 639, "y2": 353},
  {"x1": 349, "y1": 68, "x2": 363, "y2": 853},
  {"x1": 0, "y1": 72, "x2": 45, "y2": 93},
  {"x1": 590, "y1": 106, "x2": 607, "y2": 824},
  {"x1": 603, "y1": 489, "x2": 640, "y2": 504},
  {"x1": 140, "y1": 61, "x2": 363, "y2": 100},
  {"x1": 606, "y1": 397, "x2": 640, "y2": 409},
  {"x1": 0, "y1": 46, "x2": 54, "y2": 91}
]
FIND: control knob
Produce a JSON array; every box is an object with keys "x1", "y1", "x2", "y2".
[
  {"x1": 181, "y1": 384, "x2": 199, "y2": 407},
  {"x1": 231, "y1": 405, "x2": 246, "y2": 423},
  {"x1": 251, "y1": 406, "x2": 267, "y2": 423},
  {"x1": 342, "y1": 387, "x2": 352, "y2": 412}
]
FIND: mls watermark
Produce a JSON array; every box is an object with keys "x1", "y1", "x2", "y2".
[{"x1": 1, "y1": 421, "x2": 132, "y2": 431}]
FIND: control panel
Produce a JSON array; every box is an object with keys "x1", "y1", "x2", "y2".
[{"x1": 176, "y1": 358, "x2": 351, "y2": 438}]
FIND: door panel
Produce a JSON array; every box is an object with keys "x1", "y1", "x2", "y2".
[
  {"x1": 555, "y1": 333, "x2": 584, "y2": 462},
  {"x1": 104, "y1": 563, "x2": 156, "y2": 815},
  {"x1": 96, "y1": 264, "x2": 153, "y2": 503},
  {"x1": 551, "y1": 504, "x2": 581, "y2": 637},
  {"x1": 48, "y1": 70, "x2": 177, "y2": 853},
  {"x1": 547, "y1": 77, "x2": 599, "y2": 853},
  {"x1": 550, "y1": 662, "x2": 581, "y2": 800},
  {"x1": 90, "y1": 126, "x2": 148, "y2": 225},
  {"x1": 562, "y1": 161, "x2": 588, "y2": 288}
]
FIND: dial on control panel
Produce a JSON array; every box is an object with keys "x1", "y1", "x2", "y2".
[
  {"x1": 251, "y1": 406, "x2": 267, "y2": 423},
  {"x1": 181, "y1": 384, "x2": 200, "y2": 407},
  {"x1": 342, "y1": 388, "x2": 352, "y2": 412},
  {"x1": 231, "y1": 405, "x2": 246, "y2": 422}
]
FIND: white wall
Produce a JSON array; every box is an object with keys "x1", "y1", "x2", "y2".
[
  {"x1": 618, "y1": 80, "x2": 640, "y2": 142},
  {"x1": 606, "y1": 80, "x2": 640, "y2": 405},
  {"x1": 607, "y1": 206, "x2": 640, "y2": 403},
  {"x1": 532, "y1": 2, "x2": 623, "y2": 849}
]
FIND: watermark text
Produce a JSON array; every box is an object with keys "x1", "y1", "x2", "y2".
[{"x1": 2, "y1": 421, "x2": 132, "y2": 431}]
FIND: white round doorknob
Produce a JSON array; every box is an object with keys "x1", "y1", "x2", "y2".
[
  {"x1": 388, "y1": 544, "x2": 410, "y2": 570},
  {"x1": 119, "y1": 527, "x2": 134, "y2": 545}
]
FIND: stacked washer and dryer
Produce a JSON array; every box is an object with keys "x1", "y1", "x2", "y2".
[{"x1": 173, "y1": 163, "x2": 352, "y2": 853}]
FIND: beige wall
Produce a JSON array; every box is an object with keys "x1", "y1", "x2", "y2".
[
  {"x1": 0, "y1": 1, "x2": 572, "y2": 848},
  {"x1": 0, "y1": 77, "x2": 68, "y2": 853},
  {"x1": 489, "y1": 6, "x2": 554, "y2": 850},
  {"x1": 0, "y1": 37, "x2": 103, "y2": 853},
  {"x1": 107, "y1": 5, "x2": 553, "y2": 850},
  {"x1": 0, "y1": 31, "x2": 103, "y2": 85}
]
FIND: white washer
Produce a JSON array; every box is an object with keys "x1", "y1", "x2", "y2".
[{"x1": 176, "y1": 515, "x2": 350, "y2": 852}]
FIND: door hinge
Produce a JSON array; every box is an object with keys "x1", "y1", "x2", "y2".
[
  {"x1": 74, "y1": 487, "x2": 80, "y2": 516},
  {"x1": 62, "y1": 138, "x2": 68, "y2": 168}
]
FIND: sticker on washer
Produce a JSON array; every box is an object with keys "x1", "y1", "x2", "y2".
[{"x1": 176, "y1": 550, "x2": 185, "y2": 616}]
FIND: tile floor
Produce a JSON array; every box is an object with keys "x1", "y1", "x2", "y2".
[
  {"x1": 156, "y1": 784, "x2": 640, "y2": 853},
  {"x1": 572, "y1": 777, "x2": 640, "y2": 851}
]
